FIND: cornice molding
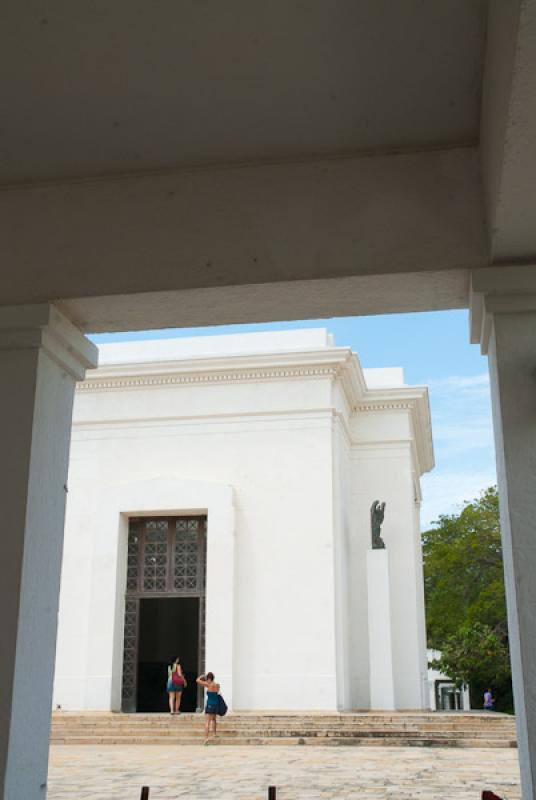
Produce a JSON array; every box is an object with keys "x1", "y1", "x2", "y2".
[
  {"x1": 355, "y1": 392, "x2": 434, "y2": 476},
  {"x1": 356, "y1": 401, "x2": 413, "y2": 412},
  {"x1": 78, "y1": 363, "x2": 339, "y2": 392},
  {"x1": 77, "y1": 344, "x2": 433, "y2": 475}
]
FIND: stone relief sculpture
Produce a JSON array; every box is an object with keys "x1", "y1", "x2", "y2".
[{"x1": 370, "y1": 500, "x2": 386, "y2": 549}]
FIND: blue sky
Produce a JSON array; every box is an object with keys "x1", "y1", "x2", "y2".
[{"x1": 92, "y1": 309, "x2": 497, "y2": 529}]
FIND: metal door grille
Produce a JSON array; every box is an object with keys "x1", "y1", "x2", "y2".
[{"x1": 121, "y1": 599, "x2": 138, "y2": 706}]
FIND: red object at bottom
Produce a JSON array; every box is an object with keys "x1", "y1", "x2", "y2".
[{"x1": 482, "y1": 792, "x2": 503, "y2": 800}]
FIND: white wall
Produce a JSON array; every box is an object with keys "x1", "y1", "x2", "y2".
[
  {"x1": 54, "y1": 477, "x2": 235, "y2": 710},
  {"x1": 55, "y1": 368, "x2": 339, "y2": 711},
  {"x1": 350, "y1": 410, "x2": 429, "y2": 709}
]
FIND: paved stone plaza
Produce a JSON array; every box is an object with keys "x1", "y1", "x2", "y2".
[{"x1": 48, "y1": 745, "x2": 521, "y2": 799}]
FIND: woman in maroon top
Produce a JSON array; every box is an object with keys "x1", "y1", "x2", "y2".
[{"x1": 167, "y1": 656, "x2": 186, "y2": 714}]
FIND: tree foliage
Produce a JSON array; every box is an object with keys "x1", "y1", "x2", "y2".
[
  {"x1": 429, "y1": 622, "x2": 510, "y2": 688},
  {"x1": 423, "y1": 486, "x2": 512, "y2": 709}
]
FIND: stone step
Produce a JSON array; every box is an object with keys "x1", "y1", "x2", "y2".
[
  {"x1": 51, "y1": 738, "x2": 515, "y2": 748},
  {"x1": 50, "y1": 711, "x2": 517, "y2": 748},
  {"x1": 50, "y1": 721, "x2": 515, "y2": 731},
  {"x1": 51, "y1": 730, "x2": 516, "y2": 737},
  {"x1": 50, "y1": 715, "x2": 516, "y2": 727},
  {"x1": 51, "y1": 723, "x2": 516, "y2": 733},
  {"x1": 51, "y1": 728, "x2": 515, "y2": 739},
  {"x1": 50, "y1": 723, "x2": 512, "y2": 735},
  {"x1": 51, "y1": 714, "x2": 515, "y2": 726},
  {"x1": 51, "y1": 735, "x2": 517, "y2": 748},
  {"x1": 51, "y1": 713, "x2": 515, "y2": 720},
  {"x1": 51, "y1": 719, "x2": 515, "y2": 727}
]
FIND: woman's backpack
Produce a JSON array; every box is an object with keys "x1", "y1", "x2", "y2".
[
  {"x1": 170, "y1": 667, "x2": 185, "y2": 687},
  {"x1": 217, "y1": 694, "x2": 228, "y2": 717}
]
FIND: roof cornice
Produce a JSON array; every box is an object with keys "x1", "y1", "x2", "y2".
[
  {"x1": 78, "y1": 347, "x2": 352, "y2": 391},
  {"x1": 355, "y1": 388, "x2": 434, "y2": 476},
  {"x1": 78, "y1": 344, "x2": 433, "y2": 474},
  {"x1": 332, "y1": 352, "x2": 434, "y2": 475}
]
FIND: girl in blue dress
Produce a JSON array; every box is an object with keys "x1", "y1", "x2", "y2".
[{"x1": 196, "y1": 671, "x2": 220, "y2": 743}]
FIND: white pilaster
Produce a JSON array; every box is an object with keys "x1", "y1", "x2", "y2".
[
  {"x1": 366, "y1": 549, "x2": 395, "y2": 710},
  {"x1": 0, "y1": 305, "x2": 97, "y2": 800},
  {"x1": 204, "y1": 489, "x2": 235, "y2": 709},
  {"x1": 471, "y1": 266, "x2": 536, "y2": 800}
]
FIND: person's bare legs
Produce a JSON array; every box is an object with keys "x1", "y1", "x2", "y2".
[
  {"x1": 169, "y1": 692, "x2": 175, "y2": 714},
  {"x1": 175, "y1": 691, "x2": 182, "y2": 714},
  {"x1": 204, "y1": 714, "x2": 217, "y2": 743}
]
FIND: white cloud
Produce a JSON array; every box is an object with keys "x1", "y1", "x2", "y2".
[
  {"x1": 426, "y1": 373, "x2": 490, "y2": 397},
  {"x1": 420, "y1": 468, "x2": 497, "y2": 529},
  {"x1": 419, "y1": 371, "x2": 496, "y2": 527},
  {"x1": 432, "y1": 420, "x2": 494, "y2": 457},
  {"x1": 425, "y1": 371, "x2": 495, "y2": 460}
]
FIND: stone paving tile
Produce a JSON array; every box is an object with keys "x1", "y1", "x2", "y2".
[{"x1": 47, "y1": 745, "x2": 521, "y2": 800}]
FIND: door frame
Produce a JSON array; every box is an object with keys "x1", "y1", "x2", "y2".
[
  {"x1": 102, "y1": 478, "x2": 234, "y2": 713},
  {"x1": 121, "y1": 515, "x2": 207, "y2": 712}
]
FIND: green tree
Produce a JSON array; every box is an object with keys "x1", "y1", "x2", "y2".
[
  {"x1": 423, "y1": 486, "x2": 512, "y2": 711},
  {"x1": 430, "y1": 622, "x2": 510, "y2": 688}
]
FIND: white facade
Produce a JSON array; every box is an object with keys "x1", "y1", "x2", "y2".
[
  {"x1": 427, "y1": 650, "x2": 471, "y2": 711},
  {"x1": 53, "y1": 328, "x2": 433, "y2": 712}
]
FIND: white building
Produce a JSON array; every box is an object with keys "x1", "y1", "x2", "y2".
[
  {"x1": 427, "y1": 650, "x2": 471, "y2": 712},
  {"x1": 53, "y1": 328, "x2": 433, "y2": 713}
]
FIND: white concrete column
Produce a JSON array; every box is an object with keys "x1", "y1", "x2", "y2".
[
  {"x1": 471, "y1": 266, "x2": 536, "y2": 800},
  {"x1": 366, "y1": 549, "x2": 395, "y2": 710},
  {"x1": 0, "y1": 305, "x2": 97, "y2": 800}
]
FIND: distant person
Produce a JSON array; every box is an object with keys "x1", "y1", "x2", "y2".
[
  {"x1": 196, "y1": 671, "x2": 220, "y2": 743},
  {"x1": 167, "y1": 656, "x2": 186, "y2": 714},
  {"x1": 483, "y1": 688, "x2": 494, "y2": 711}
]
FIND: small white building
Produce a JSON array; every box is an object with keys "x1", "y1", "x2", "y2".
[
  {"x1": 427, "y1": 650, "x2": 471, "y2": 711},
  {"x1": 53, "y1": 329, "x2": 434, "y2": 713}
]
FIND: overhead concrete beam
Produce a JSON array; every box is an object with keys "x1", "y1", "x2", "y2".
[
  {"x1": 481, "y1": 0, "x2": 536, "y2": 261},
  {"x1": 0, "y1": 147, "x2": 486, "y2": 325},
  {"x1": 60, "y1": 268, "x2": 470, "y2": 333}
]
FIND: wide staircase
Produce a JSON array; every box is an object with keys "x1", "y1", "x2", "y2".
[{"x1": 51, "y1": 711, "x2": 517, "y2": 748}]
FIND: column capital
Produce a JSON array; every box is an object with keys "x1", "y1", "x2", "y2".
[
  {"x1": 0, "y1": 304, "x2": 98, "y2": 380},
  {"x1": 470, "y1": 265, "x2": 536, "y2": 354}
]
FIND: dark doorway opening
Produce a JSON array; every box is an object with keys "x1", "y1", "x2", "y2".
[{"x1": 137, "y1": 597, "x2": 200, "y2": 712}]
